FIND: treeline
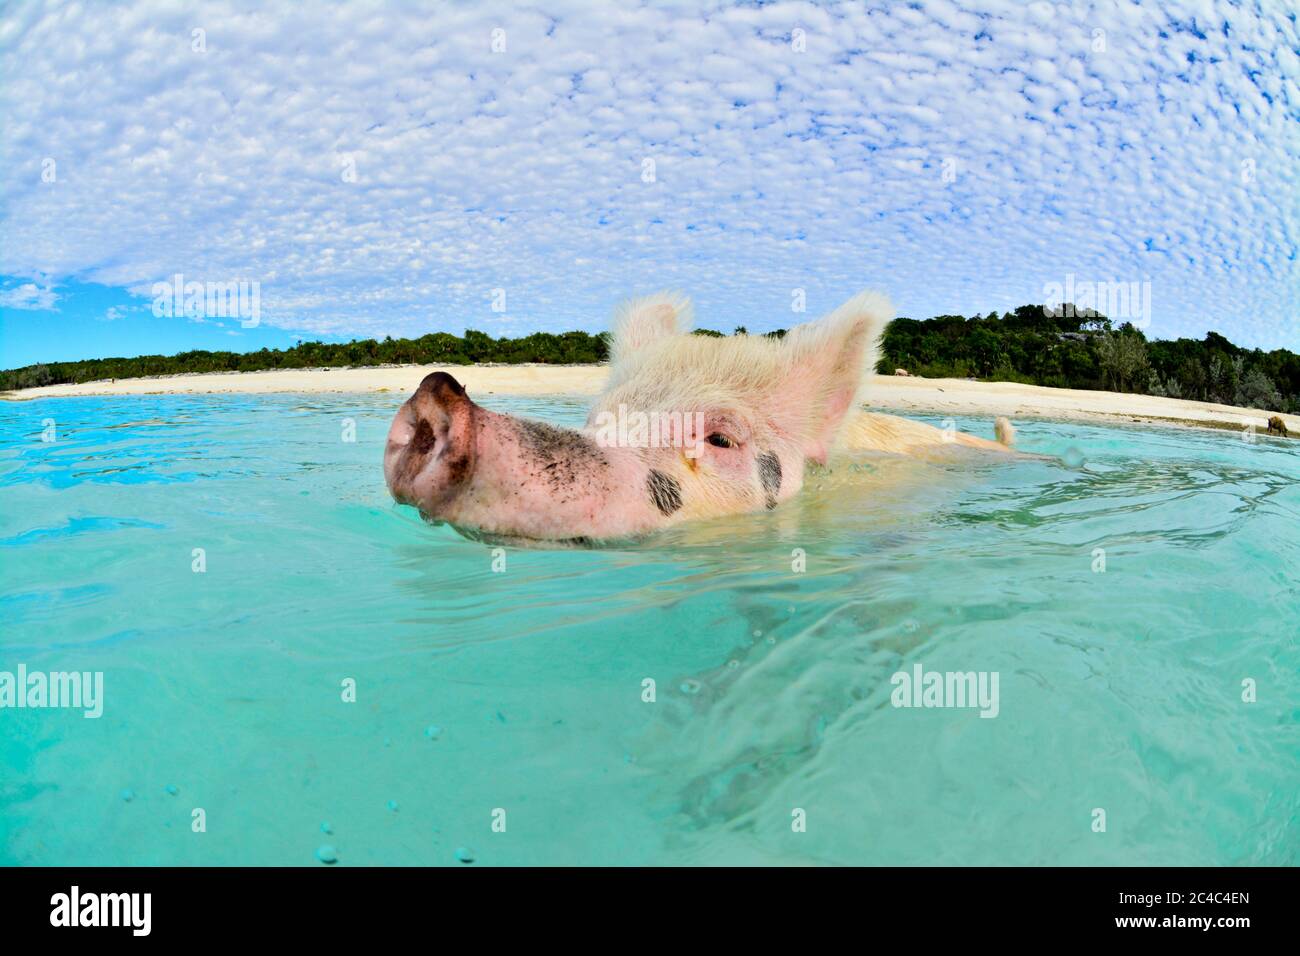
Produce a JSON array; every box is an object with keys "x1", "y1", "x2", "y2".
[
  {"x1": 878, "y1": 305, "x2": 1299, "y2": 413},
  {"x1": 3, "y1": 305, "x2": 1298, "y2": 413},
  {"x1": 0, "y1": 330, "x2": 610, "y2": 391}
]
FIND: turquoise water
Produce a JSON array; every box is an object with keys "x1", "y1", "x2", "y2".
[{"x1": 1, "y1": 393, "x2": 1297, "y2": 866}]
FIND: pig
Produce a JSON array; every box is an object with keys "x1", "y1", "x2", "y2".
[{"x1": 383, "y1": 291, "x2": 1014, "y2": 544}]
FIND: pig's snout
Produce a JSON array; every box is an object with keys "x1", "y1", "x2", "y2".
[
  {"x1": 385, "y1": 371, "x2": 675, "y2": 542},
  {"x1": 384, "y1": 371, "x2": 477, "y2": 512}
]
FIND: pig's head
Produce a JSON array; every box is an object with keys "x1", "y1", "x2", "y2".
[{"x1": 384, "y1": 291, "x2": 892, "y2": 544}]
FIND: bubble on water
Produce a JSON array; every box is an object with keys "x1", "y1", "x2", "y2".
[
  {"x1": 120, "y1": 788, "x2": 134, "y2": 802},
  {"x1": 164, "y1": 784, "x2": 178, "y2": 796},
  {"x1": 424, "y1": 724, "x2": 442, "y2": 740},
  {"x1": 386, "y1": 800, "x2": 399, "y2": 812},
  {"x1": 315, "y1": 845, "x2": 338, "y2": 865},
  {"x1": 902, "y1": 619, "x2": 919, "y2": 634},
  {"x1": 679, "y1": 679, "x2": 702, "y2": 695},
  {"x1": 765, "y1": 636, "x2": 777, "y2": 645},
  {"x1": 455, "y1": 847, "x2": 476, "y2": 864},
  {"x1": 752, "y1": 629, "x2": 762, "y2": 638},
  {"x1": 320, "y1": 822, "x2": 333, "y2": 834},
  {"x1": 727, "y1": 659, "x2": 740, "y2": 669},
  {"x1": 1063, "y1": 446, "x2": 1086, "y2": 469}
]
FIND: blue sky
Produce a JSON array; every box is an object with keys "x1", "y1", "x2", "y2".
[{"x1": 1, "y1": 0, "x2": 1297, "y2": 370}]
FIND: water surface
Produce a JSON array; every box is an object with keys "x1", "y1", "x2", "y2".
[{"x1": 1, "y1": 394, "x2": 1296, "y2": 865}]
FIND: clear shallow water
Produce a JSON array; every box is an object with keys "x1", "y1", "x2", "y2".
[{"x1": 1, "y1": 393, "x2": 1297, "y2": 866}]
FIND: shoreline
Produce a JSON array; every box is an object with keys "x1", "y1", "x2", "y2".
[{"x1": 2, "y1": 364, "x2": 1294, "y2": 436}]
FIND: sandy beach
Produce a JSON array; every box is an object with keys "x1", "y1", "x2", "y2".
[{"x1": 3, "y1": 364, "x2": 1294, "y2": 435}]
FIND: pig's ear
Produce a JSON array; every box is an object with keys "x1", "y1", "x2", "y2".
[
  {"x1": 609, "y1": 292, "x2": 692, "y2": 367},
  {"x1": 781, "y1": 291, "x2": 893, "y2": 463}
]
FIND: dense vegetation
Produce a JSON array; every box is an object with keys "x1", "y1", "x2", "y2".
[
  {"x1": 878, "y1": 305, "x2": 1299, "y2": 413},
  {"x1": 3, "y1": 304, "x2": 1297, "y2": 413},
  {"x1": 0, "y1": 330, "x2": 609, "y2": 391}
]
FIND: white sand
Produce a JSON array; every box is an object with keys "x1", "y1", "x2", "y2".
[{"x1": 3, "y1": 364, "x2": 1294, "y2": 435}]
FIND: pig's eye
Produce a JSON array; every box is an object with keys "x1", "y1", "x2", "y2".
[{"x1": 707, "y1": 433, "x2": 735, "y2": 449}]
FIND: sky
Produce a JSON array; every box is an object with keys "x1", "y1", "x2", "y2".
[{"x1": 1, "y1": 0, "x2": 1297, "y2": 370}]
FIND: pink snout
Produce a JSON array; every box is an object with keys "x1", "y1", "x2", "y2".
[
  {"x1": 384, "y1": 371, "x2": 477, "y2": 513},
  {"x1": 384, "y1": 372, "x2": 669, "y2": 543}
]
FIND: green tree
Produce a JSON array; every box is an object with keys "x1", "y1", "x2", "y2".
[{"x1": 1096, "y1": 331, "x2": 1149, "y2": 392}]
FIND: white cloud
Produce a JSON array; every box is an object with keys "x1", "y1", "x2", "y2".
[
  {"x1": 0, "y1": 0, "x2": 1296, "y2": 347},
  {"x1": 0, "y1": 281, "x2": 59, "y2": 311}
]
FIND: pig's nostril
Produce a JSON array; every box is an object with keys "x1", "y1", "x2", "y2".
[{"x1": 411, "y1": 418, "x2": 437, "y2": 456}]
